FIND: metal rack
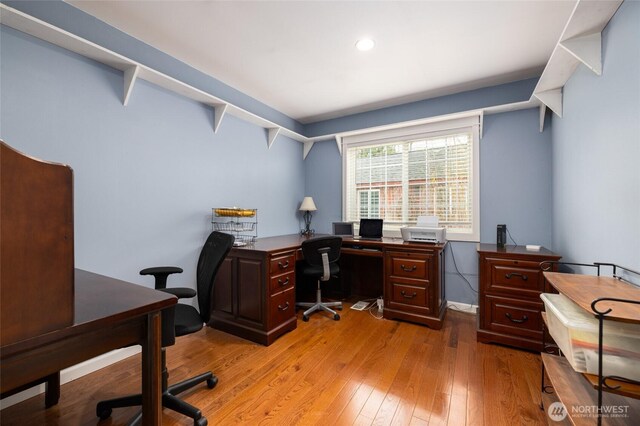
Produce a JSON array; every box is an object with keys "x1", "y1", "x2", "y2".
[
  {"x1": 539, "y1": 262, "x2": 640, "y2": 425},
  {"x1": 212, "y1": 208, "x2": 257, "y2": 246}
]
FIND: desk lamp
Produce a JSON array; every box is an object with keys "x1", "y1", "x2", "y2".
[{"x1": 299, "y1": 196, "x2": 317, "y2": 236}]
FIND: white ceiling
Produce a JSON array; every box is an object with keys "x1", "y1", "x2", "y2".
[{"x1": 68, "y1": 0, "x2": 576, "y2": 124}]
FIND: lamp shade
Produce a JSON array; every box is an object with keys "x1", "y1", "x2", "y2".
[{"x1": 299, "y1": 196, "x2": 317, "y2": 211}]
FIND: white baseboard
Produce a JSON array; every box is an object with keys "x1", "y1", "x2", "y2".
[
  {"x1": 446, "y1": 300, "x2": 478, "y2": 314},
  {"x1": 0, "y1": 346, "x2": 140, "y2": 410}
]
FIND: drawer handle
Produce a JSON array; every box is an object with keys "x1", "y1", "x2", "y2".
[
  {"x1": 505, "y1": 272, "x2": 528, "y2": 281},
  {"x1": 400, "y1": 290, "x2": 417, "y2": 299},
  {"x1": 278, "y1": 260, "x2": 290, "y2": 269},
  {"x1": 278, "y1": 277, "x2": 290, "y2": 286},
  {"x1": 400, "y1": 264, "x2": 417, "y2": 272},
  {"x1": 505, "y1": 312, "x2": 529, "y2": 324},
  {"x1": 278, "y1": 301, "x2": 290, "y2": 311}
]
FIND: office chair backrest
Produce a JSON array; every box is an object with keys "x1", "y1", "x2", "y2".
[
  {"x1": 301, "y1": 236, "x2": 342, "y2": 271},
  {"x1": 196, "y1": 231, "x2": 235, "y2": 321}
]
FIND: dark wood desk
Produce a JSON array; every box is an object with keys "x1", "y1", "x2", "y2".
[
  {"x1": 0, "y1": 269, "x2": 177, "y2": 425},
  {"x1": 211, "y1": 234, "x2": 446, "y2": 345}
]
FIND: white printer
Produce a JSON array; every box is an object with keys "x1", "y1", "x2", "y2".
[{"x1": 400, "y1": 216, "x2": 446, "y2": 243}]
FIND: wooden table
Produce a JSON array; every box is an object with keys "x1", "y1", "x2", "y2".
[{"x1": 0, "y1": 269, "x2": 177, "y2": 425}]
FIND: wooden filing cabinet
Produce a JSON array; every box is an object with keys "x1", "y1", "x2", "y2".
[
  {"x1": 210, "y1": 245, "x2": 298, "y2": 346},
  {"x1": 477, "y1": 244, "x2": 561, "y2": 351},
  {"x1": 383, "y1": 244, "x2": 446, "y2": 329}
]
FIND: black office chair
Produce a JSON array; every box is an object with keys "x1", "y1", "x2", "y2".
[
  {"x1": 296, "y1": 236, "x2": 343, "y2": 321},
  {"x1": 96, "y1": 231, "x2": 235, "y2": 426}
]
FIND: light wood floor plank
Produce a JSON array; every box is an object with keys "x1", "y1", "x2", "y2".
[
  {"x1": 358, "y1": 324, "x2": 419, "y2": 421},
  {"x1": 0, "y1": 309, "x2": 548, "y2": 426}
]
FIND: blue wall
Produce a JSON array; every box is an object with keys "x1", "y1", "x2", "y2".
[
  {"x1": 305, "y1": 78, "x2": 538, "y2": 138},
  {"x1": 481, "y1": 109, "x2": 553, "y2": 248},
  {"x1": 552, "y1": 0, "x2": 640, "y2": 272},
  {"x1": 6, "y1": 1, "x2": 636, "y2": 306},
  {"x1": 3, "y1": 0, "x2": 305, "y2": 135},
  {"x1": 305, "y1": 107, "x2": 554, "y2": 305},
  {"x1": 0, "y1": 26, "x2": 305, "y2": 291}
]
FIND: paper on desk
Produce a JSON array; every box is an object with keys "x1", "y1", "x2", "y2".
[{"x1": 417, "y1": 216, "x2": 439, "y2": 227}]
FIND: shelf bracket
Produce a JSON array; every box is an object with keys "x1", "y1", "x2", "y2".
[
  {"x1": 560, "y1": 32, "x2": 602, "y2": 76},
  {"x1": 123, "y1": 65, "x2": 140, "y2": 106},
  {"x1": 534, "y1": 89, "x2": 563, "y2": 118},
  {"x1": 267, "y1": 127, "x2": 280, "y2": 149},
  {"x1": 335, "y1": 135, "x2": 343, "y2": 156},
  {"x1": 303, "y1": 141, "x2": 314, "y2": 160},
  {"x1": 213, "y1": 104, "x2": 228, "y2": 134},
  {"x1": 539, "y1": 104, "x2": 547, "y2": 132}
]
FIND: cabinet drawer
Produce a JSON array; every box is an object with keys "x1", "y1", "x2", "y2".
[
  {"x1": 388, "y1": 252, "x2": 430, "y2": 280},
  {"x1": 483, "y1": 295, "x2": 543, "y2": 339},
  {"x1": 486, "y1": 258, "x2": 544, "y2": 297},
  {"x1": 269, "y1": 271, "x2": 295, "y2": 295},
  {"x1": 390, "y1": 283, "x2": 427, "y2": 307},
  {"x1": 269, "y1": 287, "x2": 295, "y2": 327},
  {"x1": 269, "y1": 253, "x2": 295, "y2": 275}
]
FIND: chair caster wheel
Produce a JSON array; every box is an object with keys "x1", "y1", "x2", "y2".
[
  {"x1": 96, "y1": 405, "x2": 112, "y2": 420},
  {"x1": 303, "y1": 315, "x2": 309, "y2": 322},
  {"x1": 195, "y1": 417, "x2": 208, "y2": 426},
  {"x1": 207, "y1": 376, "x2": 218, "y2": 389},
  {"x1": 334, "y1": 314, "x2": 340, "y2": 320}
]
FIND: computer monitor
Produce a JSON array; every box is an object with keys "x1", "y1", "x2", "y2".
[
  {"x1": 332, "y1": 222, "x2": 354, "y2": 236},
  {"x1": 358, "y1": 219, "x2": 383, "y2": 239}
]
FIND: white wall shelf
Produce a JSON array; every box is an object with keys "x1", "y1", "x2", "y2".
[
  {"x1": 1, "y1": 1, "x2": 622, "y2": 157},
  {"x1": 0, "y1": 4, "x2": 308, "y2": 148},
  {"x1": 532, "y1": 0, "x2": 622, "y2": 130}
]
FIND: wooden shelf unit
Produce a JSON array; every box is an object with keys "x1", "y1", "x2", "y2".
[
  {"x1": 541, "y1": 270, "x2": 640, "y2": 425},
  {"x1": 542, "y1": 353, "x2": 640, "y2": 425},
  {"x1": 544, "y1": 272, "x2": 640, "y2": 323}
]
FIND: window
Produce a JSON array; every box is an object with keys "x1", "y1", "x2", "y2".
[
  {"x1": 358, "y1": 189, "x2": 380, "y2": 218},
  {"x1": 343, "y1": 115, "x2": 480, "y2": 241}
]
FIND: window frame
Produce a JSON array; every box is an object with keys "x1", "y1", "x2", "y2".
[{"x1": 341, "y1": 116, "x2": 481, "y2": 242}]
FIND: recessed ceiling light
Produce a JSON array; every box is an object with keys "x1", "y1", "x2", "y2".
[{"x1": 355, "y1": 38, "x2": 375, "y2": 52}]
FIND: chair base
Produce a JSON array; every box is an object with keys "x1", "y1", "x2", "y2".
[
  {"x1": 296, "y1": 283, "x2": 342, "y2": 321},
  {"x1": 96, "y1": 351, "x2": 216, "y2": 426}
]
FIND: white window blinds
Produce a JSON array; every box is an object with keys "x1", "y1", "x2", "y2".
[{"x1": 343, "y1": 115, "x2": 480, "y2": 241}]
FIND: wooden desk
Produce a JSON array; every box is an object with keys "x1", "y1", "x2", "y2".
[
  {"x1": 210, "y1": 234, "x2": 446, "y2": 345},
  {"x1": 0, "y1": 269, "x2": 177, "y2": 426}
]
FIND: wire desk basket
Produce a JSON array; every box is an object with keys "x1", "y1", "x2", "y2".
[{"x1": 212, "y1": 208, "x2": 257, "y2": 246}]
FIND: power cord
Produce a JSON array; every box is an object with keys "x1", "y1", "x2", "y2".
[
  {"x1": 448, "y1": 243, "x2": 478, "y2": 296},
  {"x1": 506, "y1": 227, "x2": 518, "y2": 246},
  {"x1": 446, "y1": 243, "x2": 479, "y2": 312},
  {"x1": 364, "y1": 296, "x2": 384, "y2": 319},
  {"x1": 348, "y1": 297, "x2": 384, "y2": 319}
]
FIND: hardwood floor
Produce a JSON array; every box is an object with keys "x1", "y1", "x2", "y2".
[{"x1": 0, "y1": 307, "x2": 548, "y2": 425}]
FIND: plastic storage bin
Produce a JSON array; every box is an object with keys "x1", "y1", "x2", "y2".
[{"x1": 541, "y1": 292, "x2": 640, "y2": 381}]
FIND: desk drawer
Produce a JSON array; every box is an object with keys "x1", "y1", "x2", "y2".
[
  {"x1": 485, "y1": 258, "x2": 543, "y2": 297},
  {"x1": 269, "y1": 271, "x2": 295, "y2": 295},
  {"x1": 482, "y1": 295, "x2": 543, "y2": 340},
  {"x1": 387, "y1": 251, "x2": 430, "y2": 280},
  {"x1": 391, "y1": 283, "x2": 427, "y2": 306},
  {"x1": 269, "y1": 287, "x2": 295, "y2": 327},
  {"x1": 269, "y1": 253, "x2": 295, "y2": 276}
]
